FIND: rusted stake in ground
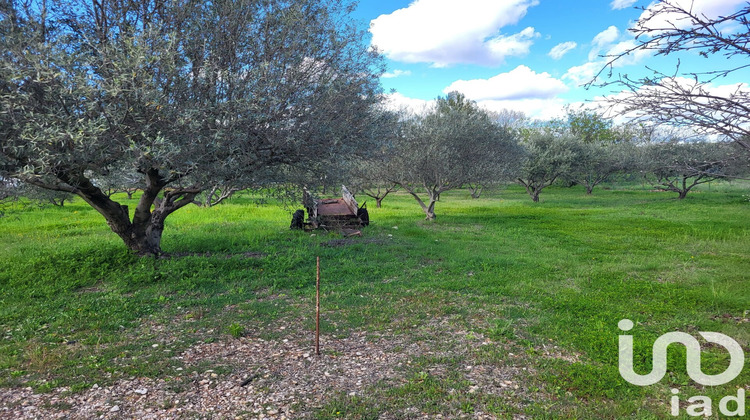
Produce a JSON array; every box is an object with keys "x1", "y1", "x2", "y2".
[{"x1": 316, "y1": 256, "x2": 321, "y2": 356}]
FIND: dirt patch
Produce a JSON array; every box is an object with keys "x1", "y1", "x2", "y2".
[
  {"x1": 0, "y1": 319, "x2": 533, "y2": 419},
  {"x1": 539, "y1": 343, "x2": 582, "y2": 363},
  {"x1": 711, "y1": 312, "x2": 750, "y2": 324}
]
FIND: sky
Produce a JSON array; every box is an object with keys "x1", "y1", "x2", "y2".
[{"x1": 351, "y1": 0, "x2": 750, "y2": 120}]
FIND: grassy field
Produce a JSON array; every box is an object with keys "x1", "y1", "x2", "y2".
[{"x1": 0, "y1": 182, "x2": 748, "y2": 418}]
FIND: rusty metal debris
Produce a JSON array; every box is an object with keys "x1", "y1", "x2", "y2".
[{"x1": 290, "y1": 185, "x2": 369, "y2": 231}]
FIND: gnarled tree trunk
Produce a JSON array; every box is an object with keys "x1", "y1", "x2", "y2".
[
  {"x1": 45, "y1": 168, "x2": 199, "y2": 256},
  {"x1": 363, "y1": 184, "x2": 397, "y2": 209},
  {"x1": 468, "y1": 183, "x2": 483, "y2": 199},
  {"x1": 399, "y1": 183, "x2": 442, "y2": 220},
  {"x1": 517, "y1": 177, "x2": 556, "y2": 203}
]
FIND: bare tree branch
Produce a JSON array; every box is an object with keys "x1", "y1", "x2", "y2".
[{"x1": 589, "y1": 1, "x2": 750, "y2": 150}]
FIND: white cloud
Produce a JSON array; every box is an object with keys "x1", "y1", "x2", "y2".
[
  {"x1": 637, "y1": 0, "x2": 748, "y2": 32},
  {"x1": 563, "y1": 61, "x2": 604, "y2": 86},
  {"x1": 384, "y1": 92, "x2": 432, "y2": 114},
  {"x1": 369, "y1": 0, "x2": 540, "y2": 66},
  {"x1": 478, "y1": 98, "x2": 568, "y2": 120},
  {"x1": 484, "y1": 27, "x2": 540, "y2": 63},
  {"x1": 382, "y1": 69, "x2": 412, "y2": 79},
  {"x1": 589, "y1": 26, "x2": 620, "y2": 60},
  {"x1": 563, "y1": 19, "x2": 657, "y2": 87},
  {"x1": 593, "y1": 26, "x2": 620, "y2": 46},
  {"x1": 604, "y1": 40, "x2": 652, "y2": 66},
  {"x1": 386, "y1": 65, "x2": 572, "y2": 120},
  {"x1": 548, "y1": 41, "x2": 577, "y2": 60},
  {"x1": 609, "y1": 77, "x2": 750, "y2": 105},
  {"x1": 610, "y1": 0, "x2": 637, "y2": 10},
  {"x1": 443, "y1": 65, "x2": 569, "y2": 101},
  {"x1": 563, "y1": 43, "x2": 651, "y2": 87},
  {"x1": 385, "y1": 92, "x2": 566, "y2": 121},
  {"x1": 577, "y1": 0, "x2": 744, "y2": 84}
]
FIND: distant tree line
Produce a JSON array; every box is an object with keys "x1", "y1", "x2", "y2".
[{"x1": 350, "y1": 97, "x2": 748, "y2": 218}]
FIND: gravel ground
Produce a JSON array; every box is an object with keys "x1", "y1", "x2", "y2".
[{"x1": 0, "y1": 317, "x2": 531, "y2": 419}]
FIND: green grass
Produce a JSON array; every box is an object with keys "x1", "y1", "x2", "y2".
[{"x1": 1, "y1": 182, "x2": 748, "y2": 418}]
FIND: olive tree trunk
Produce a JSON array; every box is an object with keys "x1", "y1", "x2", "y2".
[
  {"x1": 468, "y1": 183, "x2": 483, "y2": 199},
  {"x1": 399, "y1": 183, "x2": 444, "y2": 220},
  {"x1": 363, "y1": 185, "x2": 397, "y2": 209},
  {"x1": 43, "y1": 168, "x2": 198, "y2": 256}
]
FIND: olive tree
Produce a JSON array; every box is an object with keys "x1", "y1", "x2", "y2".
[
  {"x1": 565, "y1": 110, "x2": 641, "y2": 194},
  {"x1": 638, "y1": 140, "x2": 743, "y2": 199},
  {"x1": 461, "y1": 108, "x2": 528, "y2": 199},
  {"x1": 389, "y1": 93, "x2": 521, "y2": 220},
  {"x1": 549, "y1": 109, "x2": 628, "y2": 194},
  {"x1": 349, "y1": 151, "x2": 399, "y2": 209},
  {"x1": 1, "y1": 0, "x2": 384, "y2": 255},
  {"x1": 360, "y1": 183, "x2": 398, "y2": 209},
  {"x1": 566, "y1": 108, "x2": 619, "y2": 144},
  {"x1": 343, "y1": 108, "x2": 401, "y2": 208},
  {"x1": 516, "y1": 132, "x2": 578, "y2": 202},
  {"x1": 569, "y1": 140, "x2": 635, "y2": 194}
]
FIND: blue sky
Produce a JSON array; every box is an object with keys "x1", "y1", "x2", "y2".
[{"x1": 351, "y1": 0, "x2": 750, "y2": 120}]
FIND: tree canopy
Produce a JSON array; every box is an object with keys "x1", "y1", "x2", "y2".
[
  {"x1": 1, "y1": 0, "x2": 385, "y2": 255},
  {"x1": 515, "y1": 131, "x2": 577, "y2": 202},
  {"x1": 637, "y1": 140, "x2": 745, "y2": 199},
  {"x1": 389, "y1": 92, "x2": 521, "y2": 219}
]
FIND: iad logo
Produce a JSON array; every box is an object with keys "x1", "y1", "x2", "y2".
[
  {"x1": 618, "y1": 319, "x2": 744, "y2": 386},
  {"x1": 618, "y1": 319, "x2": 746, "y2": 417}
]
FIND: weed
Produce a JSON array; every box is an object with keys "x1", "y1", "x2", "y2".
[{"x1": 227, "y1": 323, "x2": 245, "y2": 338}]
